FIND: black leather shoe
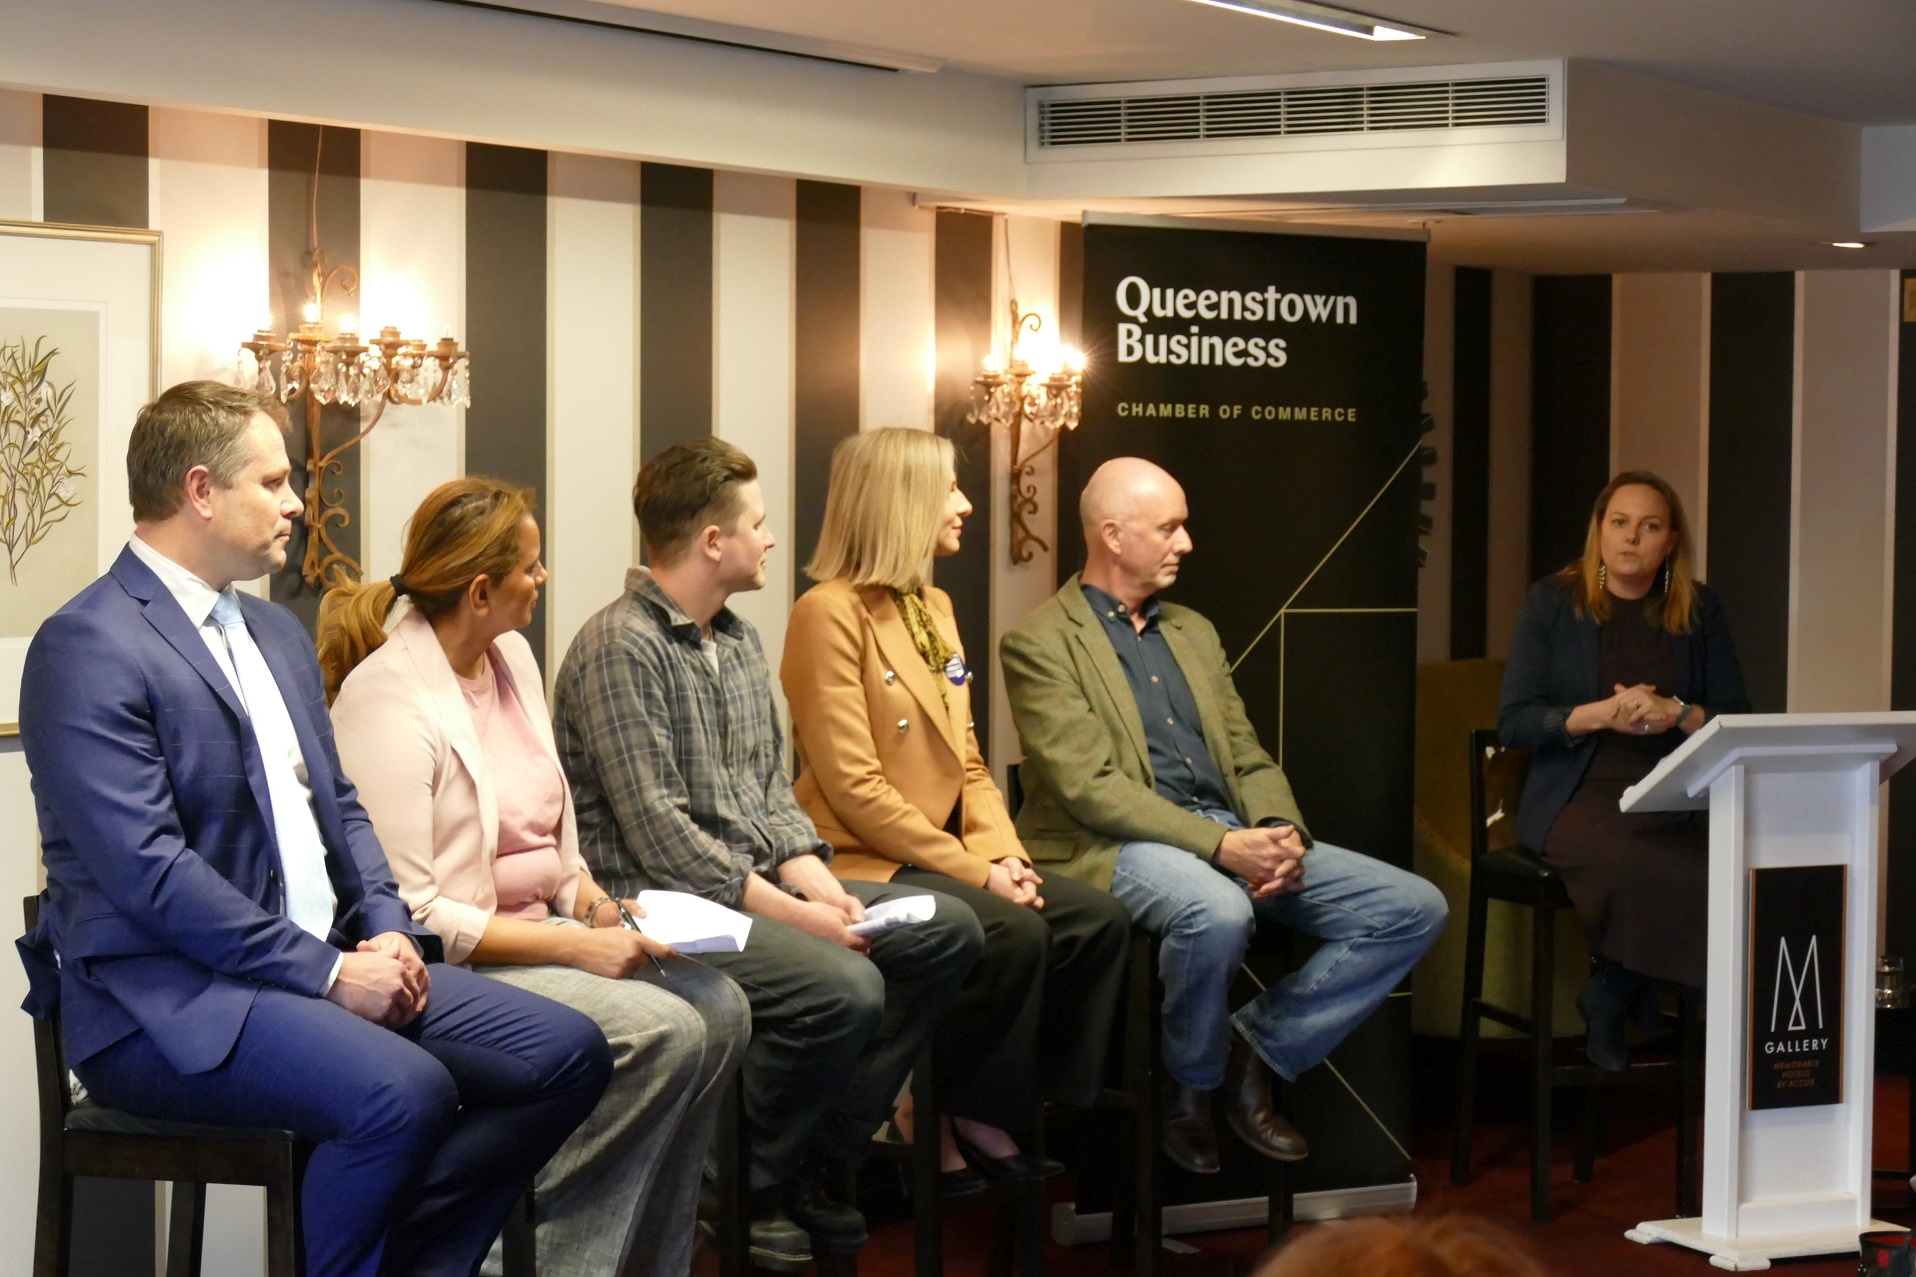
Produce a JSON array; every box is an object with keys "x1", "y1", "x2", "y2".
[
  {"x1": 940, "y1": 1167, "x2": 990, "y2": 1198},
  {"x1": 1629, "y1": 981, "x2": 1666, "y2": 1034},
  {"x1": 784, "y1": 1165, "x2": 868, "y2": 1252},
  {"x1": 951, "y1": 1128, "x2": 1066, "y2": 1183},
  {"x1": 1161, "y1": 1080, "x2": 1221, "y2": 1175},
  {"x1": 745, "y1": 1210, "x2": 814, "y2": 1273},
  {"x1": 1222, "y1": 1038, "x2": 1309, "y2": 1162},
  {"x1": 1578, "y1": 969, "x2": 1632, "y2": 1072}
]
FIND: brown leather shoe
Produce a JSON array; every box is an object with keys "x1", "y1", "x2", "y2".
[
  {"x1": 1161, "y1": 1080, "x2": 1221, "y2": 1174},
  {"x1": 1223, "y1": 1038, "x2": 1308, "y2": 1162}
]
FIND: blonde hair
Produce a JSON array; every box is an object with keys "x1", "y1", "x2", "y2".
[
  {"x1": 1558, "y1": 468, "x2": 1698, "y2": 635},
  {"x1": 805, "y1": 428, "x2": 955, "y2": 590},
  {"x1": 316, "y1": 476, "x2": 537, "y2": 701},
  {"x1": 1258, "y1": 1215, "x2": 1549, "y2": 1277}
]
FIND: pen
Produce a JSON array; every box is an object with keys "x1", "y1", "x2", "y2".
[{"x1": 614, "y1": 898, "x2": 669, "y2": 981}]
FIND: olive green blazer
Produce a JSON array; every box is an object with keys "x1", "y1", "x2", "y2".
[{"x1": 999, "y1": 575, "x2": 1310, "y2": 890}]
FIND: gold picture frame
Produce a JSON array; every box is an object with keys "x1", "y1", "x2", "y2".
[{"x1": 0, "y1": 219, "x2": 163, "y2": 737}]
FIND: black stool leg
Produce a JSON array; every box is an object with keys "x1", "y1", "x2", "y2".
[
  {"x1": 1573, "y1": 1089, "x2": 1602, "y2": 1184},
  {"x1": 911, "y1": 1059, "x2": 943, "y2": 1277},
  {"x1": 265, "y1": 1151, "x2": 301, "y2": 1277},
  {"x1": 1451, "y1": 876, "x2": 1492, "y2": 1186},
  {"x1": 716, "y1": 1072, "x2": 749, "y2": 1277},
  {"x1": 165, "y1": 1183, "x2": 206, "y2": 1277},
  {"x1": 1529, "y1": 894, "x2": 1557, "y2": 1224},
  {"x1": 33, "y1": 1164, "x2": 73, "y2": 1277},
  {"x1": 1266, "y1": 1076, "x2": 1293, "y2": 1246}
]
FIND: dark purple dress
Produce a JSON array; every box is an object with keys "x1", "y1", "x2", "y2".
[{"x1": 1540, "y1": 592, "x2": 1708, "y2": 986}]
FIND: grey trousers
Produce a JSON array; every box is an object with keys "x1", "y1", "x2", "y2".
[{"x1": 481, "y1": 922, "x2": 750, "y2": 1277}]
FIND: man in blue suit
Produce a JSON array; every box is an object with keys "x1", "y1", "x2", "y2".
[{"x1": 18, "y1": 381, "x2": 612, "y2": 1277}]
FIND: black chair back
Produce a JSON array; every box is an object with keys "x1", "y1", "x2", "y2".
[{"x1": 1467, "y1": 728, "x2": 1533, "y2": 863}]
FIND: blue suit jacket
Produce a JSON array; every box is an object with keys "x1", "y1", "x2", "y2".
[
  {"x1": 1496, "y1": 575, "x2": 1751, "y2": 852},
  {"x1": 17, "y1": 547, "x2": 438, "y2": 1074}
]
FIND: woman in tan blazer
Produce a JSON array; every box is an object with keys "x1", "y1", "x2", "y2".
[
  {"x1": 781, "y1": 428, "x2": 1128, "y2": 1184},
  {"x1": 319, "y1": 477, "x2": 749, "y2": 1277}
]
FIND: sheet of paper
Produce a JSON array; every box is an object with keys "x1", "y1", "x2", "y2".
[
  {"x1": 633, "y1": 890, "x2": 753, "y2": 954},
  {"x1": 847, "y1": 893, "x2": 937, "y2": 938}
]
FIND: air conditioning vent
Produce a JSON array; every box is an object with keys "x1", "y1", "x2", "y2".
[{"x1": 1037, "y1": 75, "x2": 1549, "y2": 149}]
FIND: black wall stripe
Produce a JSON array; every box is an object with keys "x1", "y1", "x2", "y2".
[
  {"x1": 934, "y1": 211, "x2": 996, "y2": 751},
  {"x1": 638, "y1": 163, "x2": 713, "y2": 464},
  {"x1": 1887, "y1": 269, "x2": 1916, "y2": 958},
  {"x1": 465, "y1": 143, "x2": 549, "y2": 669},
  {"x1": 1058, "y1": 221, "x2": 1084, "y2": 354},
  {"x1": 1529, "y1": 275, "x2": 1612, "y2": 581},
  {"x1": 1706, "y1": 273, "x2": 1794, "y2": 716},
  {"x1": 1449, "y1": 266, "x2": 1491, "y2": 660},
  {"x1": 792, "y1": 181, "x2": 862, "y2": 595},
  {"x1": 42, "y1": 95, "x2": 147, "y2": 229},
  {"x1": 267, "y1": 122, "x2": 360, "y2": 631}
]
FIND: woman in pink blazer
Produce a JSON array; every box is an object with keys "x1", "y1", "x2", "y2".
[{"x1": 322, "y1": 477, "x2": 749, "y2": 1277}]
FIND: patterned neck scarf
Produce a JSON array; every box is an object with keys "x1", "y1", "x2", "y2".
[{"x1": 891, "y1": 586, "x2": 954, "y2": 702}]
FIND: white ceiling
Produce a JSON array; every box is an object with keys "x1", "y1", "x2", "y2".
[{"x1": 592, "y1": 0, "x2": 1916, "y2": 125}]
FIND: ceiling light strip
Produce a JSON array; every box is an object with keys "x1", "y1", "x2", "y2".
[
  {"x1": 420, "y1": 0, "x2": 944, "y2": 73},
  {"x1": 1180, "y1": 0, "x2": 1441, "y2": 42}
]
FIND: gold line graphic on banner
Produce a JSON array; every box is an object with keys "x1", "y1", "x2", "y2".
[{"x1": 1228, "y1": 438, "x2": 1423, "y2": 767}]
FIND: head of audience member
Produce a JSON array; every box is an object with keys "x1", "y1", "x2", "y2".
[
  {"x1": 1257, "y1": 1214, "x2": 1549, "y2": 1277},
  {"x1": 316, "y1": 476, "x2": 541, "y2": 699},
  {"x1": 634, "y1": 436, "x2": 771, "y2": 623},
  {"x1": 127, "y1": 380, "x2": 299, "y2": 592},
  {"x1": 1078, "y1": 456, "x2": 1192, "y2": 608},
  {"x1": 1561, "y1": 468, "x2": 1696, "y2": 634},
  {"x1": 806, "y1": 427, "x2": 970, "y2": 589}
]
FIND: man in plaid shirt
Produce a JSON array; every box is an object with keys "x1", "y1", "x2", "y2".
[{"x1": 553, "y1": 437, "x2": 983, "y2": 1270}]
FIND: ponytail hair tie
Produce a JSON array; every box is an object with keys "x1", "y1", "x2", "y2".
[{"x1": 388, "y1": 573, "x2": 409, "y2": 598}]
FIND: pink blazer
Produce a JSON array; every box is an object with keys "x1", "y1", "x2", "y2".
[{"x1": 331, "y1": 607, "x2": 585, "y2": 963}]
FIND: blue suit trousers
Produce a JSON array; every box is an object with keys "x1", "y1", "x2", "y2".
[{"x1": 74, "y1": 964, "x2": 611, "y2": 1277}]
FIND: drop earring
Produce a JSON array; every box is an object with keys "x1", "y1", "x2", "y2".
[
  {"x1": 1597, "y1": 562, "x2": 1606, "y2": 592},
  {"x1": 1661, "y1": 559, "x2": 1672, "y2": 595}
]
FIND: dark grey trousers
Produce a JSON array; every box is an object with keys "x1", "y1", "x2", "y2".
[{"x1": 691, "y1": 879, "x2": 983, "y2": 1201}]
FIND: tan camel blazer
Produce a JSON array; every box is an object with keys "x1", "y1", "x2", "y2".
[{"x1": 781, "y1": 578, "x2": 1025, "y2": 887}]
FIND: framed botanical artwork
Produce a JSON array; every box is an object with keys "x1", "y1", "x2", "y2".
[{"x1": 0, "y1": 220, "x2": 161, "y2": 735}]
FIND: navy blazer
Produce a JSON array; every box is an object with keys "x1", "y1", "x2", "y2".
[
  {"x1": 1496, "y1": 575, "x2": 1751, "y2": 852},
  {"x1": 16, "y1": 547, "x2": 436, "y2": 1074}
]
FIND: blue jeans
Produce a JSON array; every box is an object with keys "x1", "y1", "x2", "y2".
[{"x1": 1110, "y1": 810, "x2": 1446, "y2": 1088}]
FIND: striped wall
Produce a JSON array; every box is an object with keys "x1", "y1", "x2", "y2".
[{"x1": 0, "y1": 94, "x2": 1076, "y2": 1277}]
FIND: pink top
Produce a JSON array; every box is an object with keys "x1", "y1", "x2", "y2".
[{"x1": 456, "y1": 651, "x2": 565, "y2": 919}]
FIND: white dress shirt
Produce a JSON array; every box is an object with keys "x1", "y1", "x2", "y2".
[{"x1": 128, "y1": 536, "x2": 342, "y2": 991}]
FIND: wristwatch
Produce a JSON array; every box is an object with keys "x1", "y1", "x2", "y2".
[{"x1": 1671, "y1": 696, "x2": 1692, "y2": 728}]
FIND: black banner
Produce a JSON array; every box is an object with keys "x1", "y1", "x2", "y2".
[
  {"x1": 1062, "y1": 220, "x2": 1427, "y2": 1200},
  {"x1": 1749, "y1": 864, "x2": 1847, "y2": 1110}
]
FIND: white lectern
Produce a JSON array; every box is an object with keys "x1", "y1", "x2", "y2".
[{"x1": 1620, "y1": 713, "x2": 1916, "y2": 1270}]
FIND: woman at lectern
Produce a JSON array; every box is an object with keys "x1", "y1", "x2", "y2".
[
  {"x1": 1498, "y1": 470, "x2": 1749, "y2": 1071},
  {"x1": 780, "y1": 427, "x2": 1129, "y2": 1190},
  {"x1": 320, "y1": 477, "x2": 748, "y2": 1277}
]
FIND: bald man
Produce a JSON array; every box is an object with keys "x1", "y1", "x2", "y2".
[{"x1": 1000, "y1": 458, "x2": 1445, "y2": 1174}]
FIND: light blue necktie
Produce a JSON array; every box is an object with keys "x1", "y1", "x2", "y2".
[{"x1": 209, "y1": 592, "x2": 337, "y2": 939}]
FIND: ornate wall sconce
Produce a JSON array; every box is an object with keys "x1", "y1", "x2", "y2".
[
  {"x1": 235, "y1": 134, "x2": 470, "y2": 592},
  {"x1": 967, "y1": 300, "x2": 1084, "y2": 564}
]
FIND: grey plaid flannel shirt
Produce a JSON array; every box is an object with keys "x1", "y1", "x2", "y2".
[{"x1": 552, "y1": 566, "x2": 830, "y2": 908}]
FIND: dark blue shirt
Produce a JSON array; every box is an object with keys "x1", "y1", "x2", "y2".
[{"x1": 1082, "y1": 583, "x2": 1236, "y2": 815}]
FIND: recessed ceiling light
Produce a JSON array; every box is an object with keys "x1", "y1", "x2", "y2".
[
  {"x1": 1830, "y1": 241, "x2": 1871, "y2": 249},
  {"x1": 1181, "y1": 0, "x2": 1439, "y2": 40}
]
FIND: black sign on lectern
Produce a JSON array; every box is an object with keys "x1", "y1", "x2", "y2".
[{"x1": 1748, "y1": 864, "x2": 1847, "y2": 1110}]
